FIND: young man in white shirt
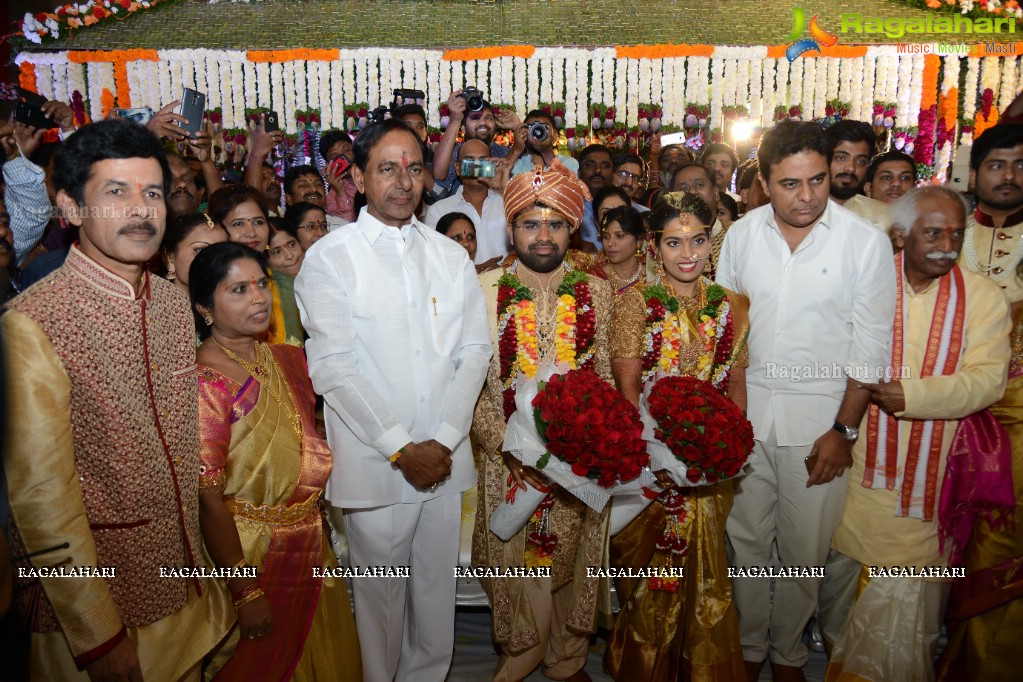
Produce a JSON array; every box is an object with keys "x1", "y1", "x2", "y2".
[
  {"x1": 295, "y1": 119, "x2": 492, "y2": 682},
  {"x1": 716, "y1": 120, "x2": 896, "y2": 682}
]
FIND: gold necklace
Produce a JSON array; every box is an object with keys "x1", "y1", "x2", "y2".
[
  {"x1": 669, "y1": 278, "x2": 706, "y2": 341},
  {"x1": 608, "y1": 261, "x2": 640, "y2": 291},
  {"x1": 213, "y1": 339, "x2": 303, "y2": 439}
]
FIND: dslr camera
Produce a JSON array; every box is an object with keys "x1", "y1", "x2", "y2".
[
  {"x1": 367, "y1": 105, "x2": 390, "y2": 125},
  {"x1": 461, "y1": 87, "x2": 486, "y2": 113},
  {"x1": 527, "y1": 121, "x2": 550, "y2": 143}
]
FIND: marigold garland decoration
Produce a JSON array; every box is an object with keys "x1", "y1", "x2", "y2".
[
  {"x1": 642, "y1": 279, "x2": 736, "y2": 389},
  {"x1": 19, "y1": 63, "x2": 37, "y2": 92},
  {"x1": 442, "y1": 46, "x2": 536, "y2": 61},
  {"x1": 496, "y1": 267, "x2": 596, "y2": 420}
]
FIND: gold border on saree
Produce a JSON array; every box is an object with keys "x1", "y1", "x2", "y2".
[{"x1": 225, "y1": 493, "x2": 320, "y2": 526}]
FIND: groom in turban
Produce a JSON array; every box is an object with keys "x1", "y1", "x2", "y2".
[{"x1": 471, "y1": 166, "x2": 612, "y2": 682}]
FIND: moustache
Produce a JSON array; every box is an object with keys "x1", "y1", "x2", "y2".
[
  {"x1": 835, "y1": 173, "x2": 858, "y2": 181},
  {"x1": 925, "y1": 250, "x2": 959, "y2": 260},
  {"x1": 118, "y1": 221, "x2": 158, "y2": 237},
  {"x1": 996, "y1": 183, "x2": 1022, "y2": 192},
  {"x1": 529, "y1": 241, "x2": 558, "y2": 251}
]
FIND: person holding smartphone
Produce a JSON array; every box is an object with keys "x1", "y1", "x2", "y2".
[{"x1": 319, "y1": 130, "x2": 359, "y2": 223}]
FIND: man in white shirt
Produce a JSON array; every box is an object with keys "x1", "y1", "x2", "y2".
[
  {"x1": 295, "y1": 119, "x2": 492, "y2": 682},
  {"x1": 424, "y1": 139, "x2": 509, "y2": 268},
  {"x1": 716, "y1": 120, "x2": 896, "y2": 682}
]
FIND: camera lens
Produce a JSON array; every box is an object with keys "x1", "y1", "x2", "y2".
[
  {"x1": 528, "y1": 121, "x2": 549, "y2": 143},
  {"x1": 467, "y1": 95, "x2": 484, "y2": 112}
]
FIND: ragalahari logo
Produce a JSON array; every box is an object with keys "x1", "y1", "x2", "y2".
[{"x1": 785, "y1": 7, "x2": 839, "y2": 62}]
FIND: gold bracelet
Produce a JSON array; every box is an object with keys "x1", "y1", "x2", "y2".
[
  {"x1": 227, "y1": 558, "x2": 247, "y2": 577},
  {"x1": 233, "y1": 587, "x2": 265, "y2": 611}
]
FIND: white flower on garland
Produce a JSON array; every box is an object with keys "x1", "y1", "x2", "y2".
[
  {"x1": 330, "y1": 60, "x2": 343, "y2": 129},
  {"x1": 999, "y1": 56, "x2": 1018, "y2": 110},
  {"x1": 801, "y1": 58, "x2": 815, "y2": 121},
  {"x1": 848, "y1": 58, "x2": 864, "y2": 121},
  {"x1": 514, "y1": 56, "x2": 527, "y2": 116},
  {"x1": 307, "y1": 60, "x2": 320, "y2": 113},
  {"x1": 627, "y1": 57, "x2": 640, "y2": 127},
  {"x1": 814, "y1": 56, "x2": 827, "y2": 118},
  {"x1": 981, "y1": 55, "x2": 1000, "y2": 103},
  {"x1": 271, "y1": 61, "x2": 285, "y2": 128},
  {"x1": 789, "y1": 58, "x2": 802, "y2": 114},
  {"x1": 231, "y1": 60, "x2": 244, "y2": 129},
  {"x1": 710, "y1": 57, "x2": 725, "y2": 129},
  {"x1": 614, "y1": 56, "x2": 627, "y2": 124}
]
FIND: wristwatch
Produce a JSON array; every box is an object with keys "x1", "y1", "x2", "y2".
[{"x1": 833, "y1": 421, "x2": 859, "y2": 441}]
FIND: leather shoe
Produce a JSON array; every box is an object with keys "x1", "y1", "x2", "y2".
[{"x1": 744, "y1": 659, "x2": 764, "y2": 681}]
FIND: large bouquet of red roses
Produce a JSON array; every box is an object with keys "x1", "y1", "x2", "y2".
[
  {"x1": 492, "y1": 367, "x2": 654, "y2": 541},
  {"x1": 646, "y1": 376, "x2": 754, "y2": 484},
  {"x1": 532, "y1": 368, "x2": 648, "y2": 488}
]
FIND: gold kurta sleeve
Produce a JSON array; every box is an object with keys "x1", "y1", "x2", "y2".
[
  {"x1": 899, "y1": 273, "x2": 1011, "y2": 421},
  {"x1": 611, "y1": 286, "x2": 647, "y2": 361},
  {"x1": 1, "y1": 310, "x2": 124, "y2": 657}
]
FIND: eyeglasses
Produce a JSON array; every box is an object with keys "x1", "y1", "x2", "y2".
[
  {"x1": 514, "y1": 219, "x2": 570, "y2": 234},
  {"x1": 299, "y1": 222, "x2": 329, "y2": 233},
  {"x1": 615, "y1": 169, "x2": 644, "y2": 182}
]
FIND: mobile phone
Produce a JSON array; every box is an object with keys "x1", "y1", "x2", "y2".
[
  {"x1": 329, "y1": 156, "x2": 351, "y2": 176},
  {"x1": 14, "y1": 100, "x2": 59, "y2": 130},
  {"x1": 177, "y1": 88, "x2": 206, "y2": 138},
  {"x1": 804, "y1": 453, "x2": 819, "y2": 477},
  {"x1": 660, "y1": 131, "x2": 688, "y2": 146},
  {"x1": 113, "y1": 107, "x2": 154, "y2": 125},
  {"x1": 461, "y1": 158, "x2": 496, "y2": 178},
  {"x1": 264, "y1": 110, "x2": 280, "y2": 133}
]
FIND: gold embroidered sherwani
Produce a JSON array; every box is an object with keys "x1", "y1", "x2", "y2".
[
  {"x1": 827, "y1": 264, "x2": 1011, "y2": 682},
  {"x1": 2, "y1": 246, "x2": 230, "y2": 680},
  {"x1": 842, "y1": 194, "x2": 891, "y2": 231},
  {"x1": 471, "y1": 256, "x2": 613, "y2": 680}
]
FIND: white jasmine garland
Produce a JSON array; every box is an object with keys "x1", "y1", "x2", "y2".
[
  {"x1": 243, "y1": 59, "x2": 257, "y2": 111},
  {"x1": 452, "y1": 59, "x2": 464, "y2": 97},
  {"x1": 774, "y1": 57, "x2": 788, "y2": 116},
  {"x1": 814, "y1": 56, "x2": 827, "y2": 118},
  {"x1": 999, "y1": 56, "x2": 1018, "y2": 110},
  {"x1": 231, "y1": 60, "x2": 244, "y2": 129},
  {"x1": 355, "y1": 53, "x2": 368, "y2": 108},
  {"x1": 552, "y1": 52, "x2": 565, "y2": 107},
  {"x1": 414, "y1": 52, "x2": 428, "y2": 95},
  {"x1": 626, "y1": 57, "x2": 640, "y2": 127},
  {"x1": 801, "y1": 58, "x2": 815, "y2": 120},
  {"x1": 603, "y1": 54, "x2": 616, "y2": 115},
  {"x1": 85, "y1": 63, "x2": 104, "y2": 122},
  {"x1": 907, "y1": 55, "x2": 925, "y2": 126},
  {"x1": 52, "y1": 61, "x2": 68, "y2": 105},
  {"x1": 659, "y1": 58, "x2": 672, "y2": 125},
  {"x1": 368, "y1": 52, "x2": 380, "y2": 109},
  {"x1": 576, "y1": 55, "x2": 588, "y2": 129},
  {"x1": 639, "y1": 58, "x2": 653, "y2": 110},
  {"x1": 35, "y1": 62, "x2": 54, "y2": 101},
  {"x1": 981, "y1": 55, "x2": 1001, "y2": 104},
  {"x1": 341, "y1": 54, "x2": 355, "y2": 109},
  {"x1": 256, "y1": 62, "x2": 271, "y2": 109},
  {"x1": 540, "y1": 53, "x2": 553, "y2": 103},
  {"x1": 722, "y1": 59, "x2": 737, "y2": 107},
  {"x1": 284, "y1": 61, "x2": 298, "y2": 132},
  {"x1": 962, "y1": 57, "x2": 980, "y2": 120},
  {"x1": 709, "y1": 57, "x2": 725, "y2": 128},
  {"x1": 159, "y1": 57, "x2": 173, "y2": 110},
  {"x1": 853, "y1": 57, "x2": 868, "y2": 121},
  {"x1": 330, "y1": 60, "x2": 343, "y2": 128},
  {"x1": 760, "y1": 58, "x2": 775, "y2": 127},
  {"x1": 514, "y1": 56, "x2": 527, "y2": 116},
  {"x1": 826, "y1": 57, "x2": 839, "y2": 102},
  {"x1": 590, "y1": 52, "x2": 603, "y2": 106},
  {"x1": 182, "y1": 58, "x2": 196, "y2": 93},
  {"x1": 271, "y1": 61, "x2": 285, "y2": 128},
  {"x1": 745, "y1": 58, "x2": 757, "y2": 120},
  {"x1": 789, "y1": 58, "x2": 802, "y2": 114},
  {"x1": 307, "y1": 60, "x2": 320, "y2": 113},
  {"x1": 614, "y1": 56, "x2": 627, "y2": 123},
  {"x1": 501, "y1": 56, "x2": 513, "y2": 112},
  {"x1": 565, "y1": 55, "x2": 576, "y2": 129},
  {"x1": 897, "y1": 56, "x2": 912, "y2": 122}
]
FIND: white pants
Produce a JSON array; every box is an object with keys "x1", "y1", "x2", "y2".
[
  {"x1": 339, "y1": 493, "x2": 461, "y2": 682},
  {"x1": 725, "y1": 428, "x2": 847, "y2": 667}
]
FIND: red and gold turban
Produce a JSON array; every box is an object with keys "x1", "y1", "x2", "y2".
[{"x1": 503, "y1": 163, "x2": 590, "y2": 229}]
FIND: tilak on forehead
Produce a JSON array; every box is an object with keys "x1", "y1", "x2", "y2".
[{"x1": 401, "y1": 149, "x2": 409, "y2": 169}]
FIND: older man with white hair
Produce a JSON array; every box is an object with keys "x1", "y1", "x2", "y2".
[{"x1": 824, "y1": 186, "x2": 1012, "y2": 682}]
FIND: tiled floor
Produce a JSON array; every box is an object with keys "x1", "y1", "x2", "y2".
[{"x1": 449, "y1": 607, "x2": 829, "y2": 681}]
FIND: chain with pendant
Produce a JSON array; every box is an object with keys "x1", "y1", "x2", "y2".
[
  {"x1": 670, "y1": 279, "x2": 707, "y2": 375},
  {"x1": 213, "y1": 340, "x2": 303, "y2": 439}
]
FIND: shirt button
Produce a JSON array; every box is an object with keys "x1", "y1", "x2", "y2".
[
  {"x1": 151, "y1": 362, "x2": 160, "y2": 372},
  {"x1": 411, "y1": 301, "x2": 418, "y2": 308},
  {"x1": 420, "y1": 397, "x2": 426, "y2": 404},
  {"x1": 161, "y1": 410, "x2": 169, "y2": 419},
  {"x1": 416, "y1": 350, "x2": 422, "y2": 357}
]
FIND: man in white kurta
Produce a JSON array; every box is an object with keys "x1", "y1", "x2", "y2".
[
  {"x1": 295, "y1": 119, "x2": 491, "y2": 682},
  {"x1": 716, "y1": 121, "x2": 896, "y2": 680},
  {"x1": 826, "y1": 187, "x2": 1011, "y2": 682}
]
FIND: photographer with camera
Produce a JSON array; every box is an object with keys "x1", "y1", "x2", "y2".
[
  {"x1": 432, "y1": 88, "x2": 519, "y2": 195},
  {"x1": 509, "y1": 109, "x2": 578, "y2": 178},
  {"x1": 424, "y1": 139, "x2": 510, "y2": 271}
]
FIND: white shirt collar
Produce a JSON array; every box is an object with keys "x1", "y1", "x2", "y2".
[{"x1": 356, "y1": 209, "x2": 428, "y2": 245}]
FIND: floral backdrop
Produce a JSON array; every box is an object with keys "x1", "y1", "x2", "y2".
[{"x1": 14, "y1": 44, "x2": 1020, "y2": 182}]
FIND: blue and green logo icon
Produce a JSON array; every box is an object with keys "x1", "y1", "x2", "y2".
[{"x1": 785, "y1": 7, "x2": 839, "y2": 62}]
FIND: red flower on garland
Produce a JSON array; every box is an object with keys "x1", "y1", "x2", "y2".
[
  {"x1": 532, "y1": 369, "x2": 649, "y2": 488},
  {"x1": 647, "y1": 376, "x2": 753, "y2": 484}
]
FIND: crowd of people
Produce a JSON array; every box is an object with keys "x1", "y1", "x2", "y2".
[{"x1": 0, "y1": 82, "x2": 1021, "y2": 682}]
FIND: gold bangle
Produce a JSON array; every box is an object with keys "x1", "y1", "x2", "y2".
[
  {"x1": 227, "y1": 558, "x2": 247, "y2": 576},
  {"x1": 389, "y1": 445, "x2": 409, "y2": 463},
  {"x1": 233, "y1": 587, "x2": 265, "y2": 611}
]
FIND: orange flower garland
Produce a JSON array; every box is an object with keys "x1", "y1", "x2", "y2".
[
  {"x1": 921, "y1": 54, "x2": 940, "y2": 110},
  {"x1": 442, "y1": 46, "x2": 535, "y2": 61},
  {"x1": 19, "y1": 62, "x2": 37, "y2": 93},
  {"x1": 247, "y1": 49, "x2": 340, "y2": 63},
  {"x1": 616, "y1": 44, "x2": 715, "y2": 59}
]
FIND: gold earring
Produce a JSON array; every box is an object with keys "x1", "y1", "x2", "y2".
[
  {"x1": 204, "y1": 315, "x2": 213, "y2": 326},
  {"x1": 167, "y1": 270, "x2": 176, "y2": 281}
]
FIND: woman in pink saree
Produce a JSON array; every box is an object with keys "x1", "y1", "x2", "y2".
[{"x1": 190, "y1": 242, "x2": 361, "y2": 680}]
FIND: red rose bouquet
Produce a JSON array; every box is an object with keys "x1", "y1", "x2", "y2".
[
  {"x1": 532, "y1": 369, "x2": 648, "y2": 488},
  {"x1": 646, "y1": 376, "x2": 754, "y2": 484},
  {"x1": 491, "y1": 368, "x2": 654, "y2": 541}
]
